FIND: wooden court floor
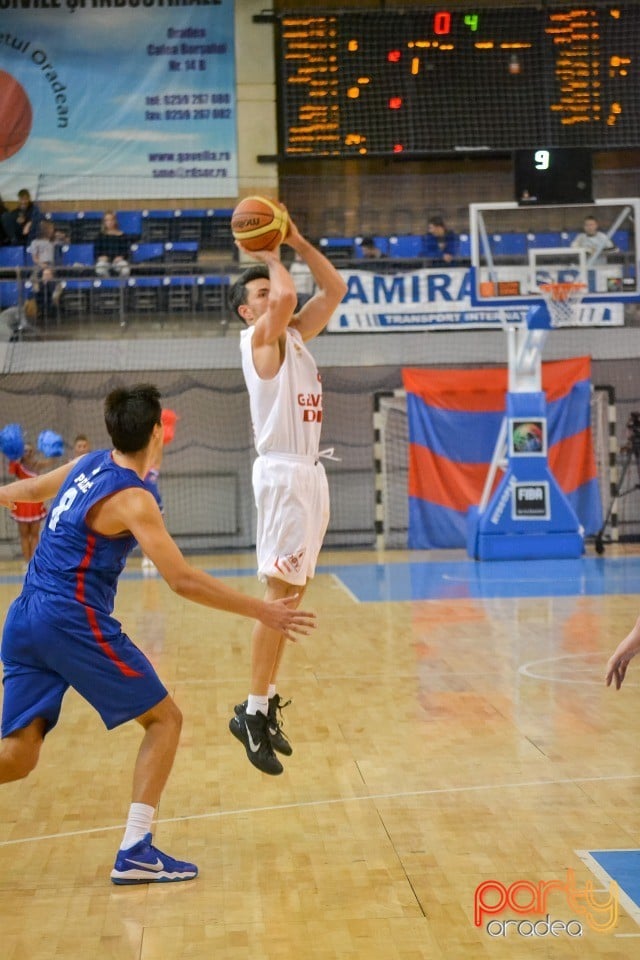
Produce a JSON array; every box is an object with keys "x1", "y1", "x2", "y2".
[{"x1": 2, "y1": 546, "x2": 640, "y2": 960}]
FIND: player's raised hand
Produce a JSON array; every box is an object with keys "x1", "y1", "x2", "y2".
[{"x1": 281, "y1": 206, "x2": 303, "y2": 248}]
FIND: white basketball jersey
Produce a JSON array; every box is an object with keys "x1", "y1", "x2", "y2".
[{"x1": 240, "y1": 326, "x2": 323, "y2": 456}]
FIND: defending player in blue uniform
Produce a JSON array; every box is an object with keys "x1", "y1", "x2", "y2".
[{"x1": 0, "y1": 384, "x2": 316, "y2": 884}]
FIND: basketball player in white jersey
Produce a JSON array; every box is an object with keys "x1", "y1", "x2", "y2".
[{"x1": 228, "y1": 212, "x2": 347, "y2": 774}]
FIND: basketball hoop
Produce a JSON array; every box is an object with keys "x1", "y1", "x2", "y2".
[{"x1": 539, "y1": 282, "x2": 587, "y2": 328}]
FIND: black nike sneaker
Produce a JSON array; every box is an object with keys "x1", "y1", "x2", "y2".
[
  {"x1": 234, "y1": 694, "x2": 293, "y2": 757},
  {"x1": 228, "y1": 709, "x2": 283, "y2": 775}
]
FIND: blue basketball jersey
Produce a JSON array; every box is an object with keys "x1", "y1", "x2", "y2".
[{"x1": 25, "y1": 449, "x2": 154, "y2": 615}]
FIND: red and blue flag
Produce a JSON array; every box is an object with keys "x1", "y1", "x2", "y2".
[{"x1": 403, "y1": 357, "x2": 603, "y2": 548}]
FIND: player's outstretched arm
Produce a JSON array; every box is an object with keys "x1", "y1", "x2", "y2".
[
  {"x1": 119, "y1": 489, "x2": 317, "y2": 641},
  {"x1": 605, "y1": 615, "x2": 640, "y2": 690},
  {"x1": 285, "y1": 215, "x2": 348, "y2": 341},
  {"x1": 0, "y1": 458, "x2": 79, "y2": 511}
]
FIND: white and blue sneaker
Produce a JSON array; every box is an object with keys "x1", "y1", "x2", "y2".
[{"x1": 110, "y1": 833, "x2": 198, "y2": 885}]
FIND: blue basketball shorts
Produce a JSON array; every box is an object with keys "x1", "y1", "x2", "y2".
[{"x1": 1, "y1": 590, "x2": 168, "y2": 738}]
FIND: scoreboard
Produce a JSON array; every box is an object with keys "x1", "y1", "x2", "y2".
[{"x1": 276, "y1": 4, "x2": 639, "y2": 157}]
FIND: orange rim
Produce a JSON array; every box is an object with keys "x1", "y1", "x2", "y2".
[{"x1": 539, "y1": 282, "x2": 587, "y2": 302}]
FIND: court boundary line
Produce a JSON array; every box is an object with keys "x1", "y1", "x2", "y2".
[
  {"x1": 328, "y1": 572, "x2": 360, "y2": 603},
  {"x1": 576, "y1": 848, "x2": 640, "y2": 932},
  {"x1": 519, "y1": 652, "x2": 640, "y2": 687},
  {"x1": 2, "y1": 771, "x2": 640, "y2": 848}
]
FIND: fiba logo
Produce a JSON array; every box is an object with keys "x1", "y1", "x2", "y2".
[
  {"x1": 511, "y1": 419, "x2": 546, "y2": 455},
  {"x1": 512, "y1": 422, "x2": 543, "y2": 452}
]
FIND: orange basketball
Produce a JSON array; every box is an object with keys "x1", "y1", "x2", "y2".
[
  {"x1": 231, "y1": 196, "x2": 289, "y2": 252},
  {"x1": 0, "y1": 71, "x2": 32, "y2": 161}
]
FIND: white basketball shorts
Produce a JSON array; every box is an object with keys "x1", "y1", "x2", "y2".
[{"x1": 252, "y1": 453, "x2": 330, "y2": 585}]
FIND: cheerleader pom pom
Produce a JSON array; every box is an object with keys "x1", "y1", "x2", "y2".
[
  {"x1": 37, "y1": 429, "x2": 65, "y2": 458},
  {"x1": 161, "y1": 408, "x2": 179, "y2": 445},
  {"x1": 0, "y1": 423, "x2": 25, "y2": 461}
]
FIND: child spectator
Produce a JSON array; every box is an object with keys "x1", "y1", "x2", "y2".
[{"x1": 27, "y1": 220, "x2": 56, "y2": 273}]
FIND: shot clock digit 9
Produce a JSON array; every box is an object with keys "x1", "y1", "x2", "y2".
[
  {"x1": 514, "y1": 148, "x2": 593, "y2": 204},
  {"x1": 276, "y1": 4, "x2": 639, "y2": 157}
]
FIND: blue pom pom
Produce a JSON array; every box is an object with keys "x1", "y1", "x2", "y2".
[
  {"x1": 0, "y1": 423, "x2": 25, "y2": 461},
  {"x1": 37, "y1": 430, "x2": 65, "y2": 458}
]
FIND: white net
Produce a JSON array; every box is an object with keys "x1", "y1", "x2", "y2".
[{"x1": 539, "y1": 282, "x2": 587, "y2": 327}]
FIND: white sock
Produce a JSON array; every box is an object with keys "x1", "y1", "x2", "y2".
[
  {"x1": 247, "y1": 694, "x2": 269, "y2": 717},
  {"x1": 121, "y1": 802, "x2": 155, "y2": 850},
  {"x1": 268, "y1": 684, "x2": 277, "y2": 700}
]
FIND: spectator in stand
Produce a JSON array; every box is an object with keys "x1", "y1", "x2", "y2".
[
  {"x1": 94, "y1": 212, "x2": 131, "y2": 278},
  {"x1": 423, "y1": 215, "x2": 458, "y2": 264},
  {"x1": 27, "y1": 220, "x2": 56, "y2": 274},
  {"x1": 359, "y1": 236, "x2": 386, "y2": 260},
  {"x1": 0, "y1": 189, "x2": 43, "y2": 247},
  {"x1": 71, "y1": 434, "x2": 91, "y2": 458},
  {"x1": 53, "y1": 225, "x2": 71, "y2": 246},
  {"x1": 0, "y1": 195, "x2": 10, "y2": 245},
  {"x1": 571, "y1": 215, "x2": 615, "y2": 262},
  {"x1": 2, "y1": 267, "x2": 63, "y2": 342}
]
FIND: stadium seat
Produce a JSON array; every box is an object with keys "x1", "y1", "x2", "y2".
[
  {"x1": 0, "y1": 246, "x2": 26, "y2": 269},
  {"x1": 130, "y1": 242, "x2": 164, "y2": 265},
  {"x1": 526, "y1": 231, "x2": 565, "y2": 249},
  {"x1": 171, "y1": 208, "x2": 212, "y2": 242},
  {"x1": 0, "y1": 280, "x2": 19, "y2": 307},
  {"x1": 319, "y1": 237, "x2": 355, "y2": 264},
  {"x1": 387, "y1": 235, "x2": 423, "y2": 258},
  {"x1": 73, "y1": 211, "x2": 103, "y2": 242},
  {"x1": 91, "y1": 278, "x2": 124, "y2": 315},
  {"x1": 197, "y1": 274, "x2": 229, "y2": 312},
  {"x1": 141, "y1": 210, "x2": 173, "y2": 242},
  {"x1": 127, "y1": 276, "x2": 162, "y2": 312},
  {"x1": 115, "y1": 211, "x2": 143, "y2": 239},
  {"x1": 163, "y1": 275, "x2": 196, "y2": 312},
  {"x1": 163, "y1": 241, "x2": 198, "y2": 266},
  {"x1": 457, "y1": 233, "x2": 471, "y2": 258},
  {"x1": 205, "y1": 209, "x2": 233, "y2": 250},
  {"x1": 612, "y1": 229, "x2": 630, "y2": 252},
  {"x1": 490, "y1": 233, "x2": 527, "y2": 256},
  {"x1": 58, "y1": 279, "x2": 92, "y2": 314},
  {"x1": 60, "y1": 243, "x2": 95, "y2": 267}
]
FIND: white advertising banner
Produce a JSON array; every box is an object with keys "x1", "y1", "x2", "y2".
[{"x1": 329, "y1": 267, "x2": 624, "y2": 332}]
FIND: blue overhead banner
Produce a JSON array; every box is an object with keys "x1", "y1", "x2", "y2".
[{"x1": 0, "y1": 1, "x2": 237, "y2": 199}]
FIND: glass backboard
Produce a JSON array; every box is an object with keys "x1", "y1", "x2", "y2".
[{"x1": 469, "y1": 198, "x2": 639, "y2": 312}]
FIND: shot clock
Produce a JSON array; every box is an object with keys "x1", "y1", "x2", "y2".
[
  {"x1": 275, "y1": 5, "x2": 639, "y2": 158},
  {"x1": 514, "y1": 148, "x2": 593, "y2": 204}
]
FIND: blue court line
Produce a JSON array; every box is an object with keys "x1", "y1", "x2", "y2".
[{"x1": 316, "y1": 556, "x2": 640, "y2": 602}]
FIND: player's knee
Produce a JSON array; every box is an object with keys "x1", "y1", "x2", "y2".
[
  {"x1": 165, "y1": 699, "x2": 183, "y2": 737},
  {"x1": 1, "y1": 741, "x2": 40, "y2": 781},
  {"x1": 174, "y1": 703, "x2": 183, "y2": 732}
]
